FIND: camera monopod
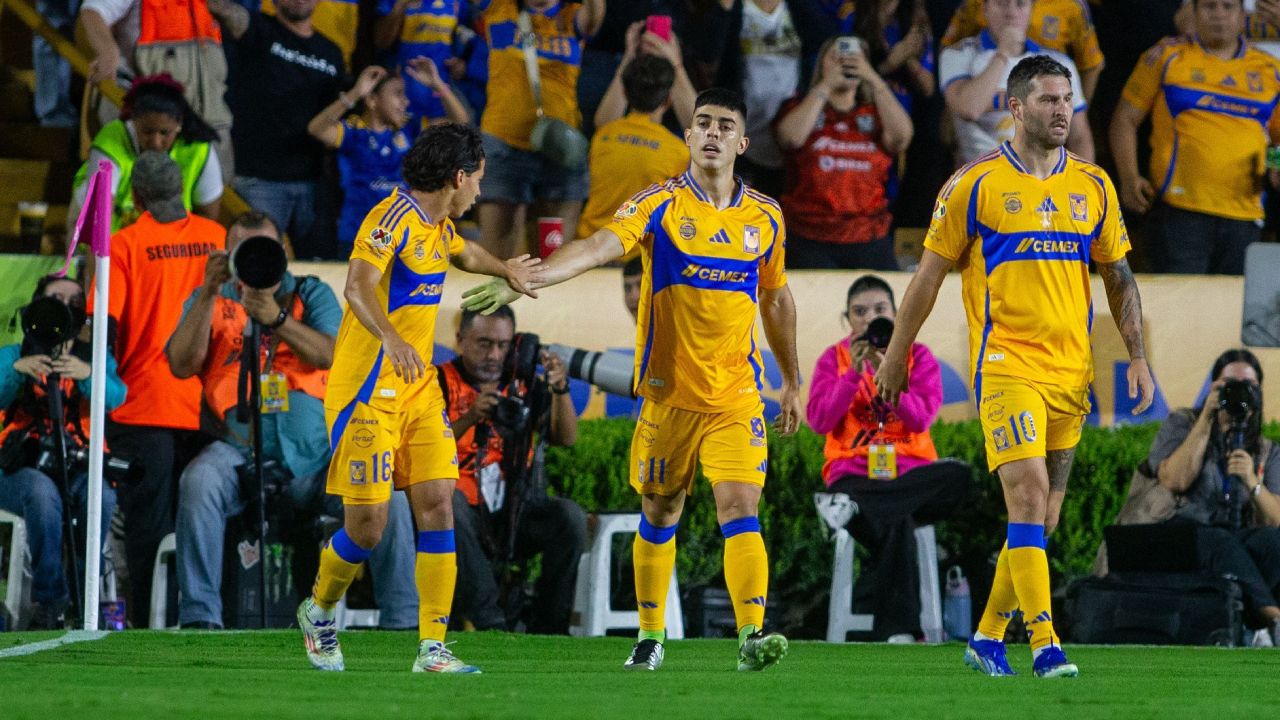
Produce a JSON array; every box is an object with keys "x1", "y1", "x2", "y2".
[{"x1": 230, "y1": 235, "x2": 288, "y2": 629}]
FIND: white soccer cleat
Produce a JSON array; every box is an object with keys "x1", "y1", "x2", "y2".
[
  {"x1": 297, "y1": 598, "x2": 344, "y2": 672},
  {"x1": 412, "y1": 640, "x2": 481, "y2": 673},
  {"x1": 623, "y1": 638, "x2": 665, "y2": 671}
]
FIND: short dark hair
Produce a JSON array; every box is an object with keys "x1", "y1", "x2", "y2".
[
  {"x1": 693, "y1": 87, "x2": 748, "y2": 123},
  {"x1": 459, "y1": 305, "x2": 515, "y2": 334},
  {"x1": 403, "y1": 122, "x2": 485, "y2": 192},
  {"x1": 846, "y1": 274, "x2": 895, "y2": 309},
  {"x1": 1007, "y1": 55, "x2": 1073, "y2": 102},
  {"x1": 623, "y1": 55, "x2": 675, "y2": 114},
  {"x1": 32, "y1": 273, "x2": 83, "y2": 302},
  {"x1": 623, "y1": 257, "x2": 643, "y2": 278},
  {"x1": 124, "y1": 74, "x2": 218, "y2": 143},
  {"x1": 227, "y1": 211, "x2": 279, "y2": 239}
]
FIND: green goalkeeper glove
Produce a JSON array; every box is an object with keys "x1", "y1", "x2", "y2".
[{"x1": 461, "y1": 279, "x2": 524, "y2": 315}]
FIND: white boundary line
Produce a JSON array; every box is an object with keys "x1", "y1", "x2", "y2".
[{"x1": 0, "y1": 630, "x2": 109, "y2": 659}]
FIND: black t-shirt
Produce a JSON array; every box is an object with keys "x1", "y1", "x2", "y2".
[{"x1": 226, "y1": 14, "x2": 344, "y2": 181}]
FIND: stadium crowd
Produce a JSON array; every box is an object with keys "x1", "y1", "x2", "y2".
[{"x1": 1, "y1": 0, "x2": 1278, "y2": 656}]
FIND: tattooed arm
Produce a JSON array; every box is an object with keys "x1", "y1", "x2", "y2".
[{"x1": 1098, "y1": 257, "x2": 1155, "y2": 414}]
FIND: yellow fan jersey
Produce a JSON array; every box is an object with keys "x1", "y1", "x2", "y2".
[
  {"x1": 480, "y1": 0, "x2": 584, "y2": 150},
  {"x1": 609, "y1": 171, "x2": 788, "y2": 414},
  {"x1": 924, "y1": 142, "x2": 1130, "y2": 397},
  {"x1": 327, "y1": 188, "x2": 464, "y2": 418},
  {"x1": 577, "y1": 112, "x2": 691, "y2": 238},
  {"x1": 1121, "y1": 36, "x2": 1280, "y2": 222},
  {"x1": 941, "y1": 0, "x2": 1104, "y2": 72}
]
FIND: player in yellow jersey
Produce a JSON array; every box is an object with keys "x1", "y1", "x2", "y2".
[
  {"x1": 296, "y1": 123, "x2": 537, "y2": 674},
  {"x1": 876, "y1": 56, "x2": 1155, "y2": 678},
  {"x1": 463, "y1": 88, "x2": 803, "y2": 672}
]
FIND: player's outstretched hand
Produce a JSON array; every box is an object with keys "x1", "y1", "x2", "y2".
[
  {"x1": 461, "y1": 279, "x2": 524, "y2": 315},
  {"x1": 384, "y1": 331, "x2": 426, "y2": 383},
  {"x1": 504, "y1": 253, "x2": 541, "y2": 299},
  {"x1": 773, "y1": 384, "x2": 803, "y2": 435},
  {"x1": 874, "y1": 350, "x2": 908, "y2": 407},
  {"x1": 1128, "y1": 357, "x2": 1155, "y2": 415}
]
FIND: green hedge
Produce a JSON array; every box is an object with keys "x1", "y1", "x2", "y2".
[{"x1": 545, "y1": 418, "x2": 1280, "y2": 638}]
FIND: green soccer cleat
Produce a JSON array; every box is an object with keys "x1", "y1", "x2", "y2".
[
  {"x1": 737, "y1": 626, "x2": 788, "y2": 672},
  {"x1": 297, "y1": 598, "x2": 344, "y2": 672},
  {"x1": 412, "y1": 640, "x2": 481, "y2": 674}
]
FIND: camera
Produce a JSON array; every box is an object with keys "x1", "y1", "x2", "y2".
[
  {"x1": 546, "y1": 344, "x2": 635, "y2": 398},
  {"x1": 229, "y1": 235, "x2": 288, "y2": 290},
  {"x1": 34, "y1": 437, "x2": 140, "y2": 486},
  {"x1": 21, "y1": 295, "x2": 83, "y2": 358},
  {"x1": 859, "y1": 317, "x2": 894, "y2": 350},
  {"x1": 489, "y1": 332, "x2": 543, "y2": 434},
  {"x1": 1218, "y1": 378, "x2": 1260, "y2": 423}
]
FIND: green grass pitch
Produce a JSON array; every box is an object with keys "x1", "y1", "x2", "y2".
[{"x1": 2, "y1": 631, "x2": 1279, "y2": 719}]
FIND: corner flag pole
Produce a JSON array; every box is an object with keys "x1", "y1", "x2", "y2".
[{"x1": 75, "y1": 160, "x2": 113, "y2": 631}]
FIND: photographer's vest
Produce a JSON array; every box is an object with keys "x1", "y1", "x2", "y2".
[
  {"x1": 200, "y1": 288, "x2": 328, "y2": 422},
  {"x1": 438, "y1": 360, "x2": 507, "y2": 507},
  {"x1": 0, "y1": 376, "x2": 91, "y2": 460},
  {"x1": 821, "y1": 341, "x2": 938, "y2": 481},
  {"x1": 72, "y1": 120, "x2": 211, "y2": 232}
]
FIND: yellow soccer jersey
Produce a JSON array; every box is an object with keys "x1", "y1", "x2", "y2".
[
  {"x1": 327, "y1": 188, "x2": 464, "y2": 411},
  {"x1": 1121, "y1": 36, "x2": 1280, "y2": 221},
  {"x1": 609, "y1": 171, "x2": 788, "y2": 414},
  {"x1": 577, "y1": 112, "x2": 691, "y2": 238},
  {"x1": 941, "y1": 0, "x2": 1104, "y2": 72},
  {"x1": 924, "y1": 142, "x2": 1130, "y2": 396}
]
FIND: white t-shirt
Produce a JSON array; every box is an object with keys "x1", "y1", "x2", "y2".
[
  {"x1": 740, "y1": 0, "x2": 802, "y2": 169},
  {"x1": 940, "y1": 30, "x2": 1087, "y2": 165}
]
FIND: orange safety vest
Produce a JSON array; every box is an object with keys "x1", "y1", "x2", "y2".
[
  {"x1": 438, "y1": 360, "x2": 510, "y2": 506},
  {"x1": 201, "y1": 289, "x2": 327, "y2": 421},
  {"x1": 821, "y1": 342, "x2": 938, "y2": 481},
  {"x1": 138, "y1": 0, "x2": 222, "y2": 46},
  {"x1": 0, "y1": 375, "x2": 92, "y2": 458}
]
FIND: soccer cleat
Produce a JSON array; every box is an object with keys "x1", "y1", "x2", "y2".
[
  {"x1": 737, "y1": 628, "x2": 788, "y2": 672},
  {"x1": 412, "y1": 640, "x2": 481, "y2": 674},
  {"x1": 297, "y1": 598, "x2": 344, "y2": 671},
  {"x1": 964, "y1": 638, "x2": 1016, "y2": 677},
  {"x1": 623, "y1": 639, "x2": 664, "y2": 671},
  {"x1": 1032, "y1": 645, "x2": 1079, "y2": 678}
]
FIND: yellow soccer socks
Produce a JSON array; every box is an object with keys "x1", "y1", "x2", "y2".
[
  {"x1": 721, "y1": 517, "x2": 768, "y2": 634},
  {"x1": 976, "y1": 542, "x2": 1018, "y2": 640},
  {"x1": 1006, "y1": 523, "x2": 1058, "y2": 652},
  {"x1": 634, "y1": 516, "x2": 677, "y2": 642},
  {"x1": 416, "y1": 530, "x2": 458, "y2": 643},
  {"x1": 312, "y1": 528, "x2": 370, "y2": 610}
]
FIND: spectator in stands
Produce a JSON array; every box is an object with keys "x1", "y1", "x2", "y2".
[
  {"x1": 0, "y1": 276, "x2": 121, "y2": 629},
  {"x1": 1176, "y1": 0, "x2": 1280, "y2": 59},
  {"x1": 33, "y1": 0, "x2": 78, "y2": 128},
  {"x1": 577, "y1": 54, "x2": 690, "y2": 240},
  {"x1": 775, "y1": 36, "x2": 913, "y2": 270},
  {"x1": 1111, "y1": 0, "x2": 1280, "y2": 275},
  {"x1": 1145, "y1": 349, "x2": 1280, "y2": 645},
  {"x1": 622, "y1": 256, "x2": 642, "y2": 323},
  {"x1": 940, "y1": 0, "x2": 1105, "y2": 100},
  {"x1": 593, "y1": 20, "x2": 696, "y2": 130},
  {"x1": 79, "y1": 0, "x2": 234, "y2": 180},
  {"x1": 806, "y1": 274, "x2": 968, "y2": 642},
  {"x1": 207, "y1": 0, "x2": 345, "y2": 260},
  {"x1": 732, "y1": 0, "x2": 805, "y2": 197},
  {"x1": 476, "y1": 0, "x2": 605, "y2": 259},
  {"x1": 375, "y1": 0, "x2": 470, "y2": 121},
  {"x1": 90, "y1": 151, "x2": 223, "y2": 626},
  {"x1": 449, "y1": 16, "x2": 491, "y2": 121},
  {"x1": 851, "y1": 0, "x2": 937, "y2": 113},
  {"x1": 69, "y1": 75, "x2": 223, "y2": 234},
  {"x1": 261, "y1": 0, "x2": 360, "y2": 70},
  {"x1": 940, "y1": 0, "x2": 1093, "y2": 165},
  {"x1": 308, "y1": 62, "x2": 467, "y2": 255},
  {"x1": 165, "y1": 213, "x2": 416, "y2": 630},
  {"x1": 440, "y1": 307, "x2": 586, "y2": 634}
]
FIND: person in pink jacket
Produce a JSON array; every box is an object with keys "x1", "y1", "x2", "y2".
[{"x1": 807, "y1": 274, "x2": 970, "y2": 642}]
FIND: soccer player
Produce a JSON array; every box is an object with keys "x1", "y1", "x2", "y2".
[
  {"x1": 296, "y1": 122, "x2": 537, "y2": 674},
  {"x1": 875, "y1": 55, "x2": 1155, "y2": 678},
  {"x1": 463, "y1": 88, "x2": 803, "y2": 672}
]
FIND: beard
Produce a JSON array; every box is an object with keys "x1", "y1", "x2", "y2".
[{"x1": 277, "y1": 2, "x2": 313, "y2": 23}]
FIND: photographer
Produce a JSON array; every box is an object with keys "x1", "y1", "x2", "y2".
[
  {"x1": 1146, "y1": 349, "x2": 1280, "y2": 644},
  {"x1": 806, "y1": 275, "x2": 969, "y2": 642},
  {"x1": 438, "y1": 306, "x2": 586, "y2": 634},
  {"x1": 0, "y1": 276, "x2": 123, "y2": 628},
  {"x1": 166, "y1": 213, "x2": 416, "y2": 629}
]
